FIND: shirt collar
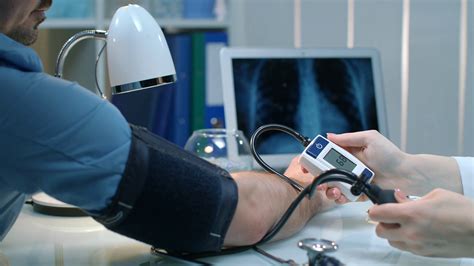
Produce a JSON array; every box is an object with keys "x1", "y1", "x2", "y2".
[{"x1": 0, "y1": 33, "x2": 43, "y2": 73}]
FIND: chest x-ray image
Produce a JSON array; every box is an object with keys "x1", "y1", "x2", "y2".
[{"x1": 232, "y1": 58, "x2": 379, "y2": 154}]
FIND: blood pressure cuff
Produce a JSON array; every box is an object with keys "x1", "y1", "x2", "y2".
[{"x1": 94, "y1": 125, "x2": 238, "y2": 253}]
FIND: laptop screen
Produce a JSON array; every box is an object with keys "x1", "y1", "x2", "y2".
[{"x1": 221, "y1": 48, "x2": 387, "y2": 167}]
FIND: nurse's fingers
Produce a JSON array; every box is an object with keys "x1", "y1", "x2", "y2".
[
  {"x1": 387, "y1": 240, "x2": 411, "y2": 252},
  {"x1": 327, "y1": 132, "x2": 371, "y2": 148},
  {"x1": 375, "y1": 222, "x2": 404, "y2": 241}
]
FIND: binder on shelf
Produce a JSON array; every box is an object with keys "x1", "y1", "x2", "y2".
[
  {"x1": 163, "y1": 34, "x2": 192, "y2": 147},
  {"x1": 191, "y1": 31, "x2": 228, "y2": 131},
  {"x1": 204, "y1": 31, "x2": 228, "y2": 128},
  {"x1": 191, "y1": 32, "x2": 206, "y2": 131},
  {"x1": 111, "y1": 84, "x2": 177, "y2": 144},
  {"x1": 149, "y1": 83, "x2": 175, "y2": 141},
  {"x1": 111, "y1": 87, "x2": 166, "y2": 132}
]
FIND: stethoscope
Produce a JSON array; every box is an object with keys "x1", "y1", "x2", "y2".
[
  {"x1": 298, "y1": 238, "x2": 340, "y2": 266},
  {"x1": 152, "y1": 124, "x2": 398, "y2": 265}
]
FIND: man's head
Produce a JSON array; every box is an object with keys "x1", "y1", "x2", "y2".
[{"x1": 0, "y1": 0, "x2": 52, "y2": 46}]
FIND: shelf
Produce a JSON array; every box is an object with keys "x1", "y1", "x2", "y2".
[
  {"x1": 101, "y1": 18, "x2": 229, "y2": 30},
  {"x1": 41, "y1": 18, "x2": 228, "y2": 31},
  {"x1": 156, "y1": 18, "x2": 229, "y2": 30},
  {"x1": 40, "y1": 19, "x2": 97, "y2": 29}
]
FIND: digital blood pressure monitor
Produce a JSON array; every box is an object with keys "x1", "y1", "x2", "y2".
[{"x1": 299, "y1": 135, "x2": 374, "y2": 201}]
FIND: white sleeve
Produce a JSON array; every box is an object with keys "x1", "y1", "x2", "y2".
[{"x1": 453, "y1": 157, "x2": 474, "y2": 199}]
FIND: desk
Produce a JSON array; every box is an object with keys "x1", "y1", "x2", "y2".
[{"x1": 1, "y1": 202, "x2": 472, "y2": 265}]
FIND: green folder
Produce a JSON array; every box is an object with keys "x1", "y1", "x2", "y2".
[{"x1": 191, "y1": 32, "x2": 205, "y2": 131}]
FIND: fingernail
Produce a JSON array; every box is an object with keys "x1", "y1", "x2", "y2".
[{"x1": 394, "y1": 189, "x2": 408, "y2": 199}]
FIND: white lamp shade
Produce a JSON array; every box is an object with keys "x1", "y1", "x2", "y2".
[{"x1": 107, "y1": 4, "x2": 176, "y2": 94}]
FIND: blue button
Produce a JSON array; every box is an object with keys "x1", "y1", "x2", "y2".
[
  {"x1": 360, "y1": 168, "x2": 374, "y2": 182},
  {"x1": 306, "y1": 136, "x2": 329, "y2": 158}
]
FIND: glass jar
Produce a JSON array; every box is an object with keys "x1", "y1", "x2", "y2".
[{"x1": 184, "y1": 129, "x2": 253, "y2": 172}]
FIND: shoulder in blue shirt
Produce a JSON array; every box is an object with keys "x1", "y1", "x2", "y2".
[{"x1": 0, "y1": 34, "x2": 131, "y2": 240}]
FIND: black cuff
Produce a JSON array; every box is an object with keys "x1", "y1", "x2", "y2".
[{"x1": 94, "y1": 125, "x2": 238, "y2": 253}]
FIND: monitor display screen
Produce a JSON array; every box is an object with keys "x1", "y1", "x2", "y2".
[
  {"x1": 231, "y1": 57, "x2": 379, "y2": 154},
  {"x1": 323, "y1": 148, "x2": 357, "y2": 172}
]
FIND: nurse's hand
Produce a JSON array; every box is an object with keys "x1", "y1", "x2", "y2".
[
  {"x1": 307, "y1": 130, "x2": 409, "y2": 204},
  {"x1": 312, "y1": 130, "x2": 463, "y2": 203},
  {"x1": 368, "y1": 188, "x2": 474, "y2": 258}
]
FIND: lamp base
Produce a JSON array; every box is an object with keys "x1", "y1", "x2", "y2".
[{"x1": 31, "y1": 192, "x2": 88, "y2": 217}]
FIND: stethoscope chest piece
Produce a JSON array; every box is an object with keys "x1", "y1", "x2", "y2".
[{"x1": 298, "y1": 238, "x2": 343, "y2": 266}]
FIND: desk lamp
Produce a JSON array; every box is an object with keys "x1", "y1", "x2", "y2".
[
  {"x1": 55, "y1": 4, "x2": 176, "y2": 97},
  {"x1": 32, "y1": 4, "x2": 177, "y2": 216}
]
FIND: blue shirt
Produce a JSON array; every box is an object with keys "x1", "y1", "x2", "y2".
[{"x1": 0, "y1": 34, "x2": 131, "y2": 240}]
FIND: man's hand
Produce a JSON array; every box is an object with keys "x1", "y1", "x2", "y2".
[
  {"x1": 285, "y1": 157, "x2": 335, "y2": 212},
  {"x1": 284, "y1": 156, "x2": 315, "y2": 183},
  {"x1": 368, "y1": 189, "x2": 474, "y2": 258}
]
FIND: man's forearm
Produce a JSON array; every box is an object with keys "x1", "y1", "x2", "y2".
[{"x1": 223, "y1": 171, "x2": 323, "y2": 247}]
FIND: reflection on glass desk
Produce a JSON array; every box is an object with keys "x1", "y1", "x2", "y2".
[{"x1": 1, "y1": 202, "x2": 473, "y2": 265}]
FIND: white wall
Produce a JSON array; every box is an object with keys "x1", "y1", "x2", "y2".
[
  {"x1": 229, "y1": 0, "x2": 474, "y2": 156},
  {"x1": 353, "y1": 0, "x2": 403, "y2": 148},
  {"x1": 229, "y1": 0, "x2": 294, "y2": 47},
  {"x1": 464, "y1": 0, "x2": 474, "y2": 155},
  {"x1": 406, "y1": 0, "x2": 460, "y2": 155}
]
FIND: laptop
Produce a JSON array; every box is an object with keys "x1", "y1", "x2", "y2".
[{"x1": 220, "y1": 47, "x2": 387, "y2": 170}]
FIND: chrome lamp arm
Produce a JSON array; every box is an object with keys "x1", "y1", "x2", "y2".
[{"x1": 54, "y1": 30, "x2": 108, "y2": 98}]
